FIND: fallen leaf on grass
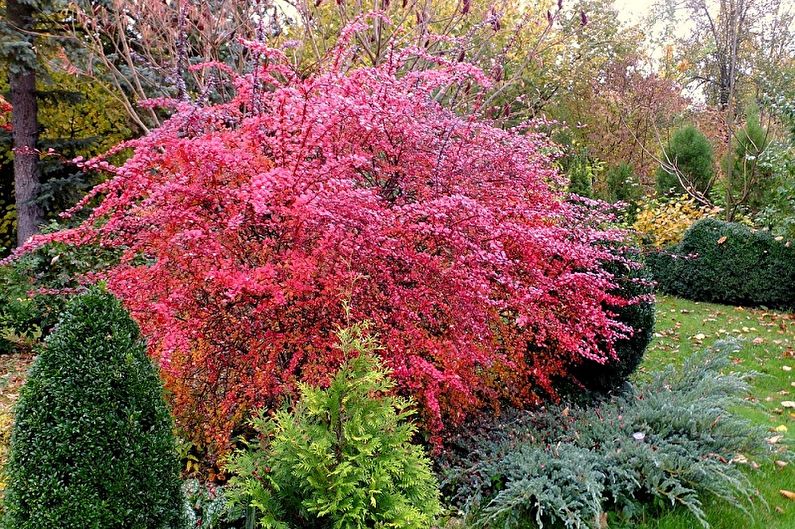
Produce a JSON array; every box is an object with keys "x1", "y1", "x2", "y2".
[
  {"x1": 773, "y1": 425, "x2": 789, "y2": 433},
  {"x1": 780, "y1": 490, "x2": 795, "y2": 501},
  {"x1": 752, "y1": 337, "x2": 765, "y2": 345},
  {"x1": 783, "y1": 366, "x2": 792, "y2": 372},
  {"x1": 782, "y1": 401, "x2": 795, "y2": 408},
  {"x1": 775, "y1": 460, "x2": 789, "y2": 469},
  {"x1": 693, "y1": 333, "x2": 706, "y2": 341},
  {"x1": 767, "y1": 435, "x2": 784, "y2": 444}
]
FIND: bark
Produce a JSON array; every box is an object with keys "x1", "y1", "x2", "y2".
[{"x1": 7, "y1": 0, "x2": 43, "y2": 245}]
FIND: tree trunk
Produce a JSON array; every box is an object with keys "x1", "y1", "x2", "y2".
[{"x1": 7, "y1": 0, "x2": 43, "y2": 246}]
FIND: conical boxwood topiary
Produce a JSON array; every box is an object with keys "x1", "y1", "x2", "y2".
[{"x1": 3, "y1": 287, "x2": 185, "y2": 529}]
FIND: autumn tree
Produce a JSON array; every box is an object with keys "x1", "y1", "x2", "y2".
[
  {"x1": 583, "y1": 57, "x2": 688, "y2": 185},
  {"x1": 654, "y1": 0, "x2": 794, "y2": 216}
]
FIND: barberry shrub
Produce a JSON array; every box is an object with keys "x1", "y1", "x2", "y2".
[
  {"x1": 15, "y1": 35, "x2": 635, "y2": 456},
  {"x1": 225, "y1": 324, "x2": 441, "y2": 529},
  {"x1": 2, "y1": 288, "x2": 185, "y2": 529}
]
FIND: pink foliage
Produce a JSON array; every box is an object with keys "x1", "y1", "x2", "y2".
[{"x1": 19, "y1": 43, "x2": 631, "y2": 457}]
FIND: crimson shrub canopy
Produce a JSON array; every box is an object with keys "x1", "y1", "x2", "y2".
[{"x1": 22, "y1": 40, "x2": 631, "y2": 457}]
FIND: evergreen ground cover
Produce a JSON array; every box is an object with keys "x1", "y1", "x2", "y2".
[{"x1": 632, "y1": 295, "x2": 795, "y2": 529}]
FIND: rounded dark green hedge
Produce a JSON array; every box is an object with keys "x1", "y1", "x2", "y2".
[
  {"x1": 647, "y1": 218, "x2": 795, "y2": 309},
  {"x1": 3, "y1": 287, "x2": 185, "y2": 529},
  {"x1": 574, "y1": 250, "x2": 655, "y2": 393}
]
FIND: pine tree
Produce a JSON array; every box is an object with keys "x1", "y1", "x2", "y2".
[
  {"x1": 656, "y1": 125, "x2": 714, "y2": 198},
  {"x1": 2, "y1": 0, "x2": 43, "y2": 245}
]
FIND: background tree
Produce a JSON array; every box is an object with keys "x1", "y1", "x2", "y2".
[
  {"x1": 70, "y1": 0, "x2": 270, "y2": 131},
  {"x1": 0, "y1": 2, "x2": 135, "y2": 254},
  {"x1": 721, "y1": 103, "x2": 772, "y2": 218},
  {"x1": 656, "y1": 125, "x2": 716, "y2": 199},
  {"x1": 2, "y1": 0, "x2": 44, "y2": 245},
  {"x1": 584, "y1": 57, "x2": 688, "y2": 186},
  {"x1": 604, "y1": 162, "x2": 642, "y2": 205}
]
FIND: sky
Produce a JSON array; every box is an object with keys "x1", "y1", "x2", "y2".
[{"x1": 614, "y1": 0, "x2": 658, "y2": 25}]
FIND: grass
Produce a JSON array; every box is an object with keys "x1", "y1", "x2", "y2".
[{"x1": 630, "y1": 295, "x2": 795, "y2": 529}]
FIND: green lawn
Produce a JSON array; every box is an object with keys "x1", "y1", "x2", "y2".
[{"x1": 631, "y1": 295, "x2": 795, "y2": 529}]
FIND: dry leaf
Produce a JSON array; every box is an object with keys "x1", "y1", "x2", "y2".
[
  {"x1": 782, "y1": 401, "x2": 795, "y2": 409},
  {"x1": 775, "y1": 460, "x2": 788, "y2": 469},
  {"x1": 780, "y1": 490, "x2": 795, "y2": 501},
  {"x1": 752, "y1": 337, "x2": 765, "y2": 345},
  {"x1": 717, "y1": 236, "x2": 727, "y2": 244},
  {"x1": 783, "y1": 366, "x2": 792, "y2": 372},
  {"x1": 773, "y1": 424, "x2": 789, "y2": 433},
  {"x1": 767, "y1": 435, "x2": 784, "y2": 444}
]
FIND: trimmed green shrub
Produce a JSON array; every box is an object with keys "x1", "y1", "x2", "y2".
[
  {"x1": 575, "y1": 250, "x2": 655, "y2": 393},
  {"x1": 2, "y1": 287, "x2": 185, "y2": 529},
  {"x1": 225, "y1": 324, "x2": 441, "y2": 529},
  {"x1": 647, "y1": 218, "x2": 795, "y2": 309},
  {"x1": 442, "y1": 341, "x2": 774, "y2": 529},
  {"x1": 656, "y1": 126, "x2": 714, "y2": 197}
]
